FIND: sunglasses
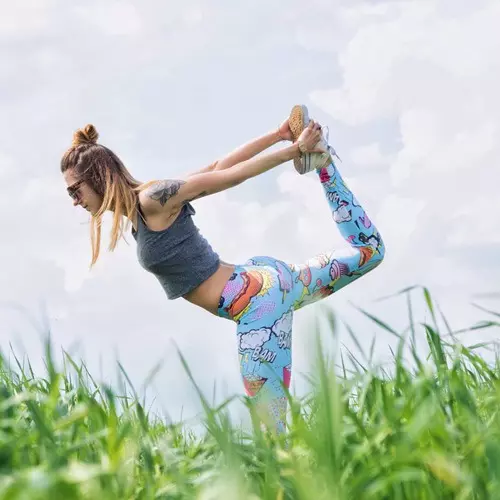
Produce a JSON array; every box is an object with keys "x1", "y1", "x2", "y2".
[{"x1": 67, "y1": 179, "x2": 84, "y2": 200}]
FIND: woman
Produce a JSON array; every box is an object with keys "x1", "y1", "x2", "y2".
[{"x1": 61, "y1": 104, "x2": 385, "y2": 434}]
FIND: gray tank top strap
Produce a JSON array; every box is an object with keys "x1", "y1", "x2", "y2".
[{"x1": 135, "y1": 201, "x2": 196, "y2": 230}]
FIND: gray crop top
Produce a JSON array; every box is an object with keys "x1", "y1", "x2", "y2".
[{"x1": 131, "y1": 202, "x2": 220, "y2": 299}]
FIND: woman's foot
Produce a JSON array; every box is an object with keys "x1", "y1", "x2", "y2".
[
  {"x1": 288, "y1": 104, "x2": 309, "y2": 140},
  {"x1": 289, "y1": 104, "x2": 335, "y2": 175}
]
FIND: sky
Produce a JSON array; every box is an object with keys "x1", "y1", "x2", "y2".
[{"x1": 1, "y1": 0, "x2": 499, "y2": 429}]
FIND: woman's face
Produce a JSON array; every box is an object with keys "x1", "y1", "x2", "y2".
[{"x1": 63, "y1": 169, "x2": 103, "y2": 215}]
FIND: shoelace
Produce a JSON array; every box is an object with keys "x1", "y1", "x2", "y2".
[{"x1": 322, "y1": 126, "x2": 342, "y2": 163}]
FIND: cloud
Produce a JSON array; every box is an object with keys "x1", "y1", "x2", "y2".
[
  {"x1": 74, "y1": 2, "x2": 142, "y2": 36},
  {"x1": 239, "y1": 328, "x2": 272, "y2": 351},
  {"x1": 305, "y1": 0, "x2": 500, "y2": 300},
  {"x1": 0, "y1": 152, "x2": 14, "y2": 179},
  {"x1": 271, "y1": 310, "x2": 293, "y2": 350},
  {"x1": 310, "y1": 2, "x2": 500, "y2": 124},
  {"x1": 350, "y1": 143, "x2": 391, "y2": 168},
  {"x1": 0, "y1": 1, "x2": 56, "y2": 38},
  {"x1": 271, "y1": 310, "x2": 293, "y2": 337}
]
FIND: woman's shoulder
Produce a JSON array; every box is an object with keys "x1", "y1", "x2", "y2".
[
  {"x1": 136, "y1": 180, "x2": 190, "y2": 232},
  {"x1": 137, "y1": 179, "x2": 186, "y2": 216}
]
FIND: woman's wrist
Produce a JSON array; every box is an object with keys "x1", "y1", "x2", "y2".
[
  {"x1": 273, "y1": 128, "x2": 286, "y2": 143},
  {"x1": 282, "y1": 142, "x2": 302, "y2": 160}
]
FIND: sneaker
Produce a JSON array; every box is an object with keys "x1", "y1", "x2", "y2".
[{"x1": 288, "y1": 104, "x2": 341, "y2": 175}]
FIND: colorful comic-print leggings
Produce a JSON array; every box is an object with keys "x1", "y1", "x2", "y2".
[{"x1": 216, "y1": 160, "x2": 386, "y2": 434}]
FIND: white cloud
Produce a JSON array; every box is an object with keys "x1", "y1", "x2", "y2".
[
  {"x1": 0, "y1": 0, "x2": 56, "y2": 37},
  {"x1": 306, "y1": 0, "x2": 500, "y2": 301},
  {"x1": 0, "y1": 152, "x2": 14, "y2": 178},
  {"x1": 183, "y1": 6, "x2": 204, "y2": 27},
  {"x1": 272, "y1": 310, "x2": 293, "y2": 350},
  {"x1": 310, "y1": 1, "x2": 500, "y2": 125},
  {"x1": 239, "y1": 328, "x2": 272, "y2": 351},
  {"x1": 350, "y1": 143, "x2": 390, "y2": 167},
  {"x1": 74, "y1": 2, "x2": 142, "y2": 36},
  {"x1": 376, "y1": 194, "x2": 426, "y2": 256},
  {"x1": 447, "y1": 195, "x2": 500, "y2": 247},
  {"x1": 271, "y1": 310, "x2": 293, "y2": 338}
]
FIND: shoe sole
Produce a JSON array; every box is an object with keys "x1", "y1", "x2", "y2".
[
  {"x1": 289, "y1": 104, "x2": 309, "y2": 141},
  {"x1": 289, "y1": 105, "x2": 310, "y2": 174}
]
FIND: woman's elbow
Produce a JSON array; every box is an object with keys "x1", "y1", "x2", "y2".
[
  {"x1": 231, "y1": 177, "x2": 244, "y2": 188},
  {"x1": 224, "y1": 169, "x2": 245, "y2": 188}
]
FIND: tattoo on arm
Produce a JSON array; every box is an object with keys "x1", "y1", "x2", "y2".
[{"x1": 146, "y1": 180, "x2": 186, "y2": 206}]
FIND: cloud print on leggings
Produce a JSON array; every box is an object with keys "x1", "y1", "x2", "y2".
[
  {"x1": 239, "y1": 328, "x2": 272, "y2": 351},
  {"x1": 271, "y1": 309, "x2": 293, "y2": 350}
]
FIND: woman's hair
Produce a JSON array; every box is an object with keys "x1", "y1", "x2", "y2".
[{"x1": 60, "y1": 124, "x2": 143, "y2": 267}]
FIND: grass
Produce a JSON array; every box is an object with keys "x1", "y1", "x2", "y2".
[{"x1": 1, "y1": 286, "x2": 500, "y2": 499}]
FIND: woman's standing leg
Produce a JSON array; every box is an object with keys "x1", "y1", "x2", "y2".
[{"x1": 218, "y1": 262, "x2": 295, "y2": 435}]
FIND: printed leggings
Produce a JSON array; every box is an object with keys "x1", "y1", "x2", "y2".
[{"x1": 216, "y1": 160, "x2": 386, "y2": 434}]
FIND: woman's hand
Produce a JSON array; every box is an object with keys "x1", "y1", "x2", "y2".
[
  {"x1": 277, "y1": 118, "x2": 294, "y2": 142},
  {"x1": 297, "y1": 120, "x2": 325, "y2": 153}
]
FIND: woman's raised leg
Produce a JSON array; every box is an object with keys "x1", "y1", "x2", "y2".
[{"x1": 289, "y1": 159, "x2": 385, "y2": 310}]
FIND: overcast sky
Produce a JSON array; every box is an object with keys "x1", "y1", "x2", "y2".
[{"x1": 1, "y1": 0, "x2": 499, "y2": 429}]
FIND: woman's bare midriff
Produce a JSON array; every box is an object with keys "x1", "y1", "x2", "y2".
[
  {"x1": 134, "y1": 197, "x2": 236, "y2": 316},
  {"x1": 182, "y1": 261, "x2": 236, "y2": 316}
]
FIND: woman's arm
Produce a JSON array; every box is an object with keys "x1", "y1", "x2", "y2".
[
  {"x1": 143, "y1": 121, "x2": 322, "y2": 212},
  {"x1": 177, "y1": 142, "x2": 301, "y2": 203},
  {"x1": 187, "y1": 121, "x2": 292, "y2": 176},
  {"x1": 144, "y1": 143, "x2": 300, "y2": 209},
  {"x1": 212, "y1": 129, "x2": 285, "y2": 172},
  {"x1": 186, "y1": 160, "x2": 219, "y2": 176}
]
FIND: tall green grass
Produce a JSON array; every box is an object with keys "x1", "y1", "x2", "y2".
[{"x1": 0, "y1": 287, "x2": 499, "y2": 499}]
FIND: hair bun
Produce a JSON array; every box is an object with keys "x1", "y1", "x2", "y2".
[{"x1": 72, "y1": 124, "x2": 99, "y2": 146}]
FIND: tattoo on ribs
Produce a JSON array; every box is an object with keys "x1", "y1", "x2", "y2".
[{"x1": 146, "y1": 180, "x2": 186, "y2": 206}]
